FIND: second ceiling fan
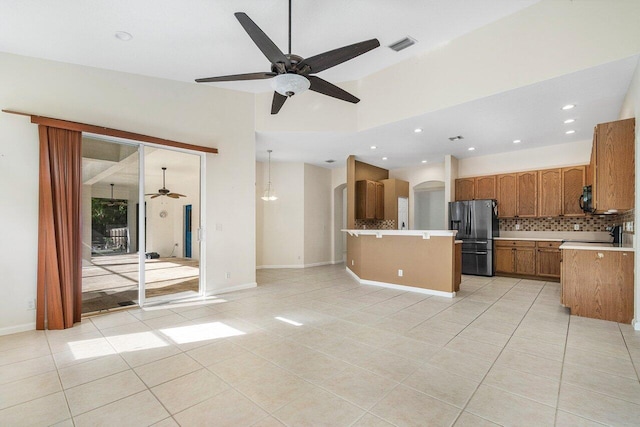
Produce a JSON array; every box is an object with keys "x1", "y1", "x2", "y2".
[{"x1": 196, "y1": 0, "x2": 380, "y2": 114}]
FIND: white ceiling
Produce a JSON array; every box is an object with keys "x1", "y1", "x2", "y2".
[{"x1": 2, "y1": 1, "x2": 637, "y2": 171}]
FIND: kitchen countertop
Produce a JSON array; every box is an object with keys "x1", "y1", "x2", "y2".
[
  {"x1": 559, "y1": 241, "x2": 634, "y2": 252},
  {"x1": 342, "y1": 229, "x2": 457, "y2": 238},
  {"x1": 495, "y1": 237, "x2": 563, "y2": 241}
]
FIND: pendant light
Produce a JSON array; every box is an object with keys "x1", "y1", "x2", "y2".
[{"x1": 261, "y1": 150, "x2": 278, "y2": 201}]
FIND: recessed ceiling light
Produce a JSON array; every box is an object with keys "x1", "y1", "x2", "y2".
[
  {"x1": 370, "y1": 145, "x2": 377, "y2": 150},
  {"x1": 566, "y1": 130, "x2": 576, "y2": 134},
  {"x1": 414, "y1": 128, "x2": 423, "y2": 133},
  {"x1": 564, "y1": 119, "x2": 575, "y2": 124},
  {"x1": 468, "y1": 147, "x2": 475, "y2": 151},
  {"x1": 421, "y1": 160, "x2": 427, "y2": 163},
  {"x1": 562, "y1": 104, "x2": 575, "y2": 110},
  {"x1": 382, "y1": 157, "x2": 388, "y2": 160},
  {"x1": 114, "y1": 31, "x2": 133, "y2": 41},
  {"x1": 513, "y1": 139, "x2": 521, "y2": 144}
]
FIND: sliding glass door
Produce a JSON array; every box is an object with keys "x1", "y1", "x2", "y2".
[
  {"x1": 81, "y1": 137, "x2": 204, "y2": 314},
  {"x1": 141, "y1": 146, "x2": 202, "y2": 305}
]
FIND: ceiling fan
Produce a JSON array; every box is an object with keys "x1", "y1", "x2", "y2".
[
  {"x1": 101, "y1": 183, "x2": 127, "y2": 207},
  {"x1": 195, "y1": 0, "x2": 380, "y2": 114},
  {"x1": 145, "y1": 167, "x2": 186, "y2": 199}
]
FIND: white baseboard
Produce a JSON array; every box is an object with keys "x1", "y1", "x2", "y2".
[
  {"x1": 345, "y1": 267, "x2": 455, "y2": 298},
  {"x1": 633, "y1": 318, "x2": 640, "y2": 331},
  {"x1": 0, "y1": 322, "x2": 36, "y2": 336},
  {"x1": 206, "y1": 282, "x2": 257, "y2": 295}
]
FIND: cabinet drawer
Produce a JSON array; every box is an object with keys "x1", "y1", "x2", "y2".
[
  {"x1": 495, "y1": 240, "x2": 536, "y2": 248},
  {"x1": 536, "y1": 241, "x2": 562, "y2": 249}
]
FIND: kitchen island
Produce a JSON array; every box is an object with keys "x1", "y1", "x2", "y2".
[
  {"x1": 560, "y1": 241, "x2": 635, "y2": 323},
  {"x1": 344, "y1": 230, "x2": 461, "y2": 297}
]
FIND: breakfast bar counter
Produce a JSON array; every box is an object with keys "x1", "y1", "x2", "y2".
[{"x1": 343, "y1": 229, "x2": 460, "y2": 297}]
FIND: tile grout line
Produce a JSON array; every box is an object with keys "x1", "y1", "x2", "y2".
[{"x1": 449, "y1": 278, "x2": 550, "y2": 425}]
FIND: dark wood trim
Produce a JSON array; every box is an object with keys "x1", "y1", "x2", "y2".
[{"x1": 2, "y1": 109, "x2": 219, "y2": 154}]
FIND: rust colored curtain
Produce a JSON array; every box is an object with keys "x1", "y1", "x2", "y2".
[{"x1": 36, "y1": 125, "x2": 82, "y2": 329}]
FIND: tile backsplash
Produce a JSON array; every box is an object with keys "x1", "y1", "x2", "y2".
[
  {"x1": 500, "y1": 216, "x2": 617, "y2": 232},
  {"x1": 354, "y1": 219, "x2": 396, "y2": 230}
]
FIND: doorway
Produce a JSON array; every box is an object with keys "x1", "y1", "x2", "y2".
[
  {"x1": 414, "y1": 180, "x2": 446, "y2": 230},
  {"x1": 333, "y1": 183, "x2": 347, "y2": 263},
  {"x1": 80, "y1": 137, "x2": 204, "y2": 313}
]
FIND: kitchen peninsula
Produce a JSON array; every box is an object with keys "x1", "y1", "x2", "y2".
[{"x1": 344, "y1": 230, "x2": 462, "y2": 297}]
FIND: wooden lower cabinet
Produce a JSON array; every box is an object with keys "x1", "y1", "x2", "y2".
[
  {"x1": 536, "y1": 241, "x2": 562, "y2": 279},
  {"x1": 495, "y1": 240, "x2": 536, "y2": 275},
  {"x1": 496, "y1": 240, "x2": 560, "y2": 280},
  {"x1": 562, "y1": 249, "x2": 634, "y2": 323}
]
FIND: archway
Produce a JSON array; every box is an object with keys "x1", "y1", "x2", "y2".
[{"x1": 414, "y1": 180, "x2": 446, "y2": 230}]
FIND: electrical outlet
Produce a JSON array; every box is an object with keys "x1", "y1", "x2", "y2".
[
  {"x1": 26, "y1": 298, "x2": 35, "y2": 310},
  {"x1": 515, "y1": 224, "x2": 520, "y2": 230},
  {"x1": 225, "y1": 272, "x2": 231, "y2": 279},
  {"x1": 574, "y1": 224, "x2": 580, "y2": 231},
  {"x1": 351, "y1": 260, "x2": 354, "y2": 266},
  {"x1": 398, "y1": 269, "x2": 403, "y2": 277}
]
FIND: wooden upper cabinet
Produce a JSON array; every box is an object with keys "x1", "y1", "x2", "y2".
[
  {"x1": 497, "y1": 174, "x2": 517, "y2": 218},
  {"x1": 475, "y1": 175, "x2": 496, "y2": 200},
  {"x1": 455, "y1": 178, "x2": 475, "y2": 201},
  {"x1": 562, "y1": 166, "x2": 586, "y2": 217},
  {"x1": 592, "y1": 118, "x2": 635, "y2": 213},
  {"x1": 356, "y1": 180, "x2": 376, "y2": 220},
  {"x1": 538, "y1": 169, "x2": 561, "y2": 217},
  {"x1": 375, "y1": 182, "x2": 385, "y2": 220},
  {"x1": 516, "y1": 171, "x2": 537, "y2": 217}
]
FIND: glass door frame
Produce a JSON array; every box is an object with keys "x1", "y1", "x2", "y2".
[{"x1": 137, "y1": 142, "x2": 207, "y2": 307}]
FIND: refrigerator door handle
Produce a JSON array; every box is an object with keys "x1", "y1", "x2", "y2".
[{"x1": 462, "y1": 251, "x2": 488, "y2": 255}]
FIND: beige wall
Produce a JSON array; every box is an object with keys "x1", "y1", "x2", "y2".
[
  {"x1": 256, "y1": 161, "x2": 332, "y2": 268},
  {"x1": 457, "y1": 140, "x2": 593, "y2": 177},
  {"x1": 258, "y1": 162, "x2": 305, "y2": 268},
  {"x1": 0, "y1": 52, "x2": 256, "y2": 334},
  {"x1": 304, "y1": 164, "x2": 332, "y2": 266}
]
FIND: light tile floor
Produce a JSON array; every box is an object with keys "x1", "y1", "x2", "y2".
[{"x1": 2, "y1": 265, "x2": 640, "y2": 426}]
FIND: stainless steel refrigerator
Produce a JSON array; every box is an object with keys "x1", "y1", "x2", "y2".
[{"x1": 449, "y1": 199, "x2": 499, "y2": 276}]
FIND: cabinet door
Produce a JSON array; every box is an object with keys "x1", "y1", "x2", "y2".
[
  {"x1": 594, "y1": 118, "x2": 635, "y2": 212},
  {"x1": 475, "y1": 175, "x2": 496, "y2": 200},
  {"x1": 455, "y1": 178, "x2": 475, "y2": 201},
  {"x1": 516, "y1": 171, "x2": 537, "y2": 217},
  {"x1": 538, "y1": 169, "x2": 561, "y2": 217},
  {"x1": 514, "y1": 248, "x2": 536, "y2": 275},
  {"x1": 375, "y1": 182, "x2": 385, "y2": 220},
  {"x1": 562, "y1": 166, "x2": 586, "y2": 217},
  {"x1": 562, "y1": 250, "x2": 634, "y2": 323},
  {"x1": 497, "y1": 174, "x2": 517, "y2": 218},
  {"x1": 366, "y1": 181, "x2": 376, "y2": 219},
  {"x1": 536, "y1": 249, "x2": 561, "y2": 278},
  {"x1": 495, "y1": 247, "x2": 514, "y2": 273}
]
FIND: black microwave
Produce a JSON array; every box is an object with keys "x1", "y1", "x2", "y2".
[{"x1": 579, "y1": 185, "x2": 594, "y2": 213}]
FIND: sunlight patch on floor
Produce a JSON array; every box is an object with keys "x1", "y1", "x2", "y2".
[{"x1": 160, "y1": 322, "x2": 245, "y2": 344}]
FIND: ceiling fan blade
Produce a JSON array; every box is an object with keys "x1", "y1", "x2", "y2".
[
  {"x1": 195, "y1": 72, "x2": 276, "y2": 83},
  {"x1": 299, "y1": 39, "x2": 380, "y2": 74},
  {"x1": 271, "y1": 92, "x2": 287, "y2": 114},
  {"x1": 150, "y1": 195, "x2": 161, "y2": 199},
  {"x1": 235, "y1": 12, "x2": 291, "y2": 67},
  {"x1": 168, "y1": 193, "x2": 186, "y2": 198},
  {"x1": 307, "y1": 76, "x2": 360, "y2": 104}
]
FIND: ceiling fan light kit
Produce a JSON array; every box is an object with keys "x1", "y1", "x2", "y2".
[
  {"x1": 195, "y1": 0, "x2": 380, "y2": 114},
  {"x1": 271, "y1": 73, "x2": 310, "y2": 97}
]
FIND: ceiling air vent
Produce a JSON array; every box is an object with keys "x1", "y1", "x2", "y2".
[
  {"x1": 388, "y1": 36, "x2": 417, "y2": 52},
  {"x1": 325, "y1": 159, "x2": 335, "y2": 163},
  {"x1": 448, "y1": 135, "x2": 464, "y2": 142}
]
